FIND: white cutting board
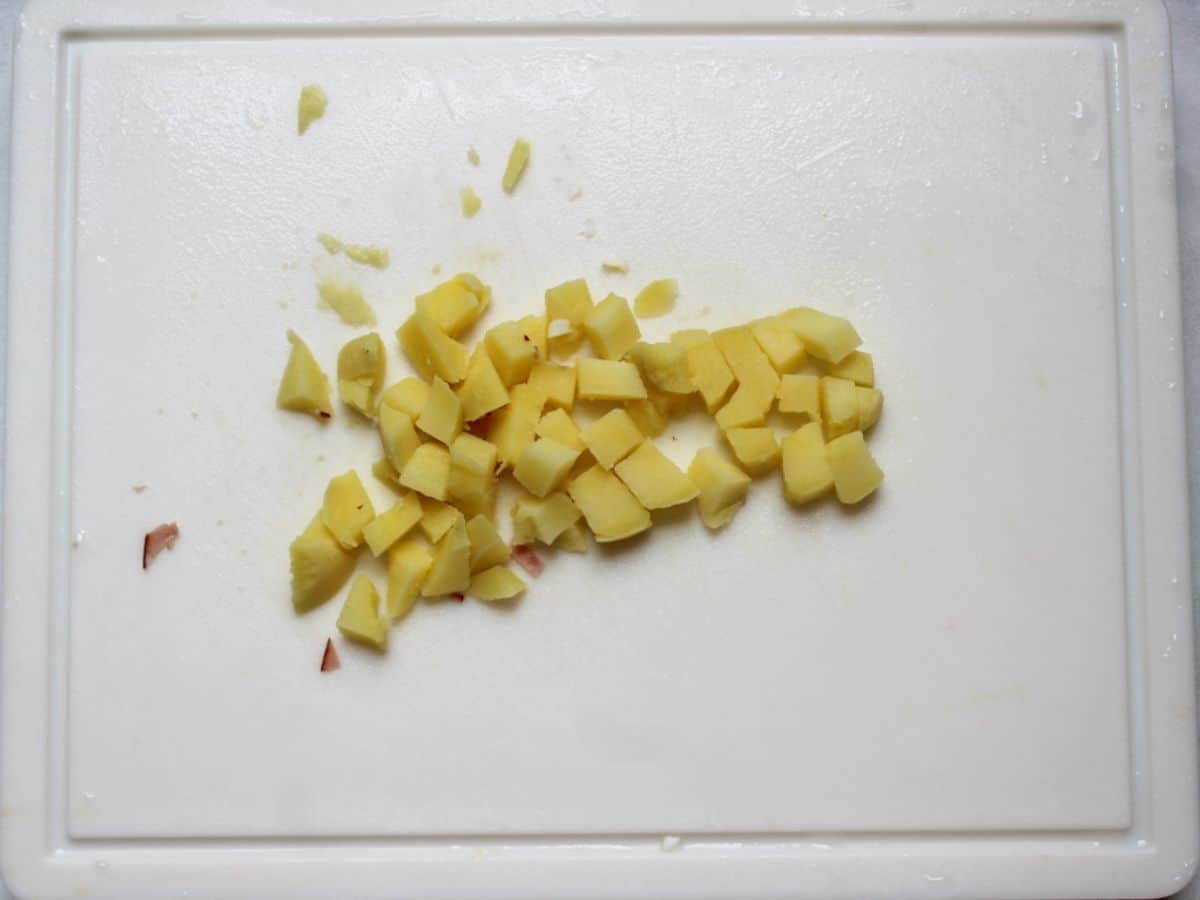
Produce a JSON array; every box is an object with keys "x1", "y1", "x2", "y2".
[{"x1": 2, "y1": 0, "x2": 1194, "y2": 897}]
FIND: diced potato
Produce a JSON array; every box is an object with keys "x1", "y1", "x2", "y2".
[
  {"x1": 777, "y1": 373, "x2": 821, "y2": 419},
  {"x1": 614, "y1": 442, "x2": 698, "y2": 509},
  {"x1": 371, "y1": 457, "x2": 403, "y2": 493},
  {"x1": 829, "y1": 350, "x2": 874, "y2": 387},
  {"x1": 512, "y1": 492, "x2": 583, "y2": 544},
  {"x1": 399, "y1": 443, "x2": 451, "y2": 501},
  {"x1": 336, "y1": 332, "x2": 386, "y2": 418},
  {"x1": 289, "y1": 515, "x2": 357, "y2": 612},
  {"x1": 545, "y1": 278, "x2": 594, "y2": 324},
  {"x1": 297, "y1": 84, "x2": 327, "y2": 135},
  {"x1": 514, "y1": 438, "x2": 583, "y2": 497},
  {"x1": 549, "y1": 325, "x2": 586, "y2": 360},
  {"x1": 688, "y1": 448, "x2": 752, "y2": 529},
  {"x1": 415, "y1": 377, "x2": 464, "y2": 445},
  {"x1": 672, "y1": 330, "x2": 735, "y2": 412},
  {"x1": 553, "y1": 522, "x2": 589, "y2": 553},
  {"x1": 469, "y1": 566, "x2": 526, "y2": 601},
  {"x1": 362, "y1": 493, "x2": 423, "y2": 557},
  {"x1": 379, "y1": 405, "x2": 421, "y2": 473},
  {"x1": 781, "y1": 422, "x2": 834, "y2": 504},
  {"x1": 456, "y1": 482, "x2": 497, "y2": 521},
  {"x1": 485, "y1": 320, "x2": 538, "y2": 386},
  {"x1": 457, "y1": 344, "x2": 510, "y2": 423},
  {"x1": 345, "y1": 244, "x2": 390, "y2": 269},
  {"x1": 713, "y1": 326, "x2": 779, "y2": 407},
  {"x1": 724, "y1": 427, "x2": 781, "y2": 475},
  {"x1": 277, "y1": 330, "x2": 333, "y2": 420},
  {"x1": 381, "y1": 376, "x2": 430, "y2": 418},
  {"x1": 576, "y1": 358, "x2": 647, "y2": 401},
  {"x1": 535, "y1": 408, "x2": 585, "y2": 450},
  {"x1": 624, "y1": 395, "x2": 670, "y2": 438},
  {"x1": 387, "y1": 539, "x2": 432, "y2": 620},
  {"x1": 568, "y1": 464, "x2": 652, "y2": 542},
  {"x1": 460, "y1": 186, "x2": 482, "y2": 217},
  {"x1": 419, "y1": 499, "x2": 465, "y2": 542},
  {"x1": 397, "y1": 313, "x2": 469, "y2": 384},
  {"x1": 750, "y1": 318, "x2": 807, "y2": 373},
  {"x1": 583, "y1": 294, "x2": 641, "y2": 359},
  {"x1": 466, "y1": 514, "x2": 509, "y2": 573},
  {"x1": 318, "y1": 280, "x2": 376, "y2": 326},
  {"x1": 633, "y1": 278, "x2": 678, "y2": 318},
  {"x1": 581, "y1": 408, "x2": 645, "y2": 469},
  {"x1": 626, "y1": 342, "x2": 693, "y2": 394},
  {"x1": 501, "y1": 137, "x2": 531, "y2": 193},
  {"x1": 826, "y1": 431, "x2": 884, "y2": 504},
  {"x1": 415, "y1": 280, "x2": 486, "y2": 337},
  {"x1": 781, "y1": 306, "x2": 862, "y2": 363},
  {"x1": 519, "y1": 314, "x2": 548, "y2": 361},
  {"x1": 421, "y1": 517, "x2": 471, "y2": 596},
  {"x1": 528, "y1": 361, "x2": 576, "y2": 411},
  {"x1": 448, "y1": 433, "x2": 499, "y2": 505},
  {"x1": 856, "y1": 386, "x2": 883, "y2": 430},
  {"x1": 337, "y1": 576, "x2": 387, "y2": 650},
  {"x1": 451, "y1": 272, "x2": 493, "y2": 315},
  {"x1": 320, "y1": 470, "x2": 375, "y2": 549},
  {"x1": 819, "y1": 376, "x2": 859, "y2": 440},
  {"x1": 489, "y1": 383, "x2": 546, "y2": 466},
  {"x1": 714, "y1": 384, "x2": 770, "y2": 431}
]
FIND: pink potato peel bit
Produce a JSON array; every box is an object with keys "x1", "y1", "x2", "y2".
[{"x1": 142, "y1": 523, "x2": 180, "y2": 569}]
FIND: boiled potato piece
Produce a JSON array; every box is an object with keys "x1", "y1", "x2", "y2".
[
  {"x1": 750, "y1": 318, "x2": 807, "y2": 373},
  {"x1": 713, "y1": 326, "x2": 779, "y2": 407},
  {"x1": 419, "y1": 499, "x2": 465, "y2": 542},
  {"x1": 514, "y1": 438, "x2": 582, "y2": 497},
  {"x1": 421, "y1": 517, "x2": 471, "y2": 596},
  {"x1": 379, "y1": 405, "x2": 421, "y2": 473},
  {"x1": 568, "y1": 464, "x2": 652, "y2": 542},
  {"x1": 336, "y1": 332, "x2": 386, "y2": 418},
  {"x1": 466, "y1": 514, "x2": 509, "y2": 572},
  {"x1": 672, "y1": 329, "x2": 735, "y2": 412},
  {"x1": 448, "y1": 433, "x2": 499, "y2": 505},
  {"x1": 512, "y1": 492, "x2": 583, "y2": 544},
  {"x1": 545, "y1": 278, "x2": 594, "y2": 324},
  {"x1": 624, "y1": 395, "x2": 669, "y2": 438},
  {"x1": 297, "y1": 84, "x2": 327, "y2": 134},
  {"x1": 485, "y1": 320, "x2": 537, "y2": 386},
  {"x1": 781, "y1": 307, "x2": 861, "y2": 363},
  {"x1": 614, "y1": 442, "x2": 698, "y2": 509},
  {"x1": 528, "y1": 361, "x2": 577, "y2": 411},
  {"x1": 337, "y1": 576, "x2": 387, "y2": 650},
  {"x1": 387, "y1": 539, "x2": 432, "y2": 620},
  {"x1": 781, "y1": 422, "x2": 834, "y2": 505},
  {"x1": 399, "y1": 443, "x2": 451, "y2": 501},
  {"x1": 460, "y1": 186, "x2": 481, "y2": 217},
  {"x1": 688, "y1": 448, "x2": 751, "y2": 530},
  {"x1": 318, "y1": 280, "x2": 376, "y2": 326},
  {"x1": 856, "y1": 386, "x2": 883, "y2": 430},
  {"x1": 535, "y1": 409, "x2": 585, "y2": 450},
  {"x1": 381, "y1": 376, "x2": 430, "y2": 418},
  {"x1": 714, "y1": 384, "x2": 770, "y2": 431},
  {"x1": 777, "y1": 373, "x2": 820, "y2": 419},
  {"x1": 345, "y1": 244, "x2": 389, "y2": 269},
  {"x1": 633, "y1": 278, "x2": 678, "y2": 318},
  {"x1": 724, "y1": 427, "x2": 781, "y2": 475},
  {"x1": 626, "y1": 342, "x2": 693, "y2": 394},
  {"x1": 581, "y1": 409, "x2": 644, "y2": 469},
  {"x1": 415, "y1": 377, "x2": 464, "y2": 445},
  {"x1": 583, "y1": 294, "x2": 641, "y2": 359},
  {"x1": 289, "y1": 515, "x2": 357, "y2": 612},
  {"x1": 362, "y1": 493, "x2": 423, "y2": 557},
  {"x1": 502, "y1": 137, "x2": 531, "y2": 193},
  {"x1": 470, "y1": 566, "x2": 526, "y2": 601},
  {"x1": 576, "y1": 359, "x2": 647, "y2": 401},
  {"x1": 828, "y1": 350, "x2": 874, "y2": 387},
  {"x1": 553, "y1": 522, "x2": 589, "y2": 553},
  {"x1": 397, "y1": 312, "x2": 469, "y2": 384},
  {"x1": 519, "y1": 314, "x2": 548, "y2": 361},
  {"x1": 489, "y1": 383, "x2": 546, "y2": 466},
  {"x1": 826, "y1": 430, "x2": 884, "y2": 504},
  {"x1": 415, "y1": 279, "x2": 486, "y2": 337},
  {"x1": 819, "y1": 376, "x2": 859, "y2": 440},
  {"x1": 457, "y1": 344, "x2": 510, "y2": 423},
  {"x1": 277, "y1": 330, "x2": 333, "y2": 420},
  {"x1": 371, "y1": 457, "x2": 403, "y2": 493},
  {"x1": 320, "y1": 470, "x2": 375, "y2": 549}
]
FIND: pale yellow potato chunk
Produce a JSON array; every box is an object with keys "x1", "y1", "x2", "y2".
[
  {"x1": 371, "y1": 457, "x2": 403, "y2": 493},
  {"x1": 415, "y1": 281, "x2": 485, "y2": 337},
  {"x1": 825, "y1": 430, "x2": 883, "y2": 504},
  {"x1": 320, "y1": 470, "x2": 375, "y2": 549},
  {"x1": 421, "y1": 517, "x2": 471, "y2": 596},
  {"x1": 466, "y1": 514, "x2": 509, "y2": 573},
  {"x1": 460, "y1": 186, "x2": 482, "y2": 217},
  {"x1": 489, "y1": 383, "x2": 546, "y2": 466},
  {"x1": 448, "y1": 433, "x2": 499, "y2": 505},
  {"x1": 419, "y1": 499, "x2": 465, "y2": 543},
  {"x1": 345, "y1": 244, "x2": 390, "y2": 269},
  {"x1": 502, "y1": 137, "x2": 531, "y2": 193},
  {"x1": 724, "y1": 427, "x2": 781, "y2": 475},
  {"x1": 457, "y1": 344, "x2": 510, "y2": 423},
  {"x1": 614, "y1": 442, "x2": 698, "y2": 509},
  {"x1": 576, "y1": 358, "x2": 647, "y2": 401},
  {"x1": 583, "y1": 294, "x2": 641, "y2": 359},
  {"x1": 581, "y1": 408, "x2": 644, "y2": 469},
  {"x1": 379, "y1": 405, "x2": 421, "y2": 473},
  {"x1": 672, "y1": 329, "x2": 735, "y2": 412},
  {"x1": 819, "y1": 376, "x2": 859, "y2": 440},
  {"x1": 781, "y1": 307, "x2": 862, "y2": 363},
  {"x1": 470, "y1": 566, "x2": 526, "y2": 601},
  {"x1": 514, "y1": 438, "x2": 582, "y2": 497},
  {"x1": 828, "y1": 350, "x2": 874, "y2": 386},
  {"x1": 399, "y1": 443, "x2": 451, "y2": 501},
  {"x1": 535, "y1": 408, "x2": 585, "y2": 450},
  {"x1": 381, "y1": 376, "x2": 430, "y2": 418},
  {"x1": 362, "y1": 493, "x2": 423, "y2": 557},
  {"x1": 512, "y1": 492, "x2": 583, "y2": 545},
  {"x1": 416, "y1": 377, "x2": 464, "y2": 445},
  {"x1": 624, "y1": 395, "x2": 669, "y2": 438},
  {"x1": 712, "y1": 326, "x2": 779, "y2": 407},
  {"x1": 714, "y1": 384, "x2": 770, "y2": 431},
  {"x1": 528, "y1": 361, "x2": 577, "y2": 411},
  {"x1": 688, "y1": 448, "x2": 751, "y2": 530},
  {"x1": 277, "y1": 330, "x2": 333, "y2": 420},
  {"x1": 290, "y1": 515, "x2": 356, "y2": 613},
  {"x1": 387, "y1": 539, "x2": 432, "y2": 620},
  {"x1": 337, "y1": 332, "x2": 386, "y2": 418},
  {"x1": 856, "y1": 386, "x2": 883, "y2": 430},
  {"x1": 568, "y1": 464, "x2": 652, "y2": 543},
  {"x1": 337, "y1": 576, "x2": 387, "y2": 650},
  {"x1": 545, "y1": 278, "x2": 594, "y2": 324},
  {"x1": 485, "y1": 320, "x2": 537, "y2": 386},
  {"x1": 297, "y1": 84, "x2": 327, "y2": 135},
  {"x1": 397, "y1": 313, "x2": 469, "y2": 384},
  {"x1": 626, "y1": 342, "x2": 693, "y2": 394},
  {"x1": 750, "y1": 318, "x2": 807, "y2": 373},
  {"x1": 520, "y1": 314, "x2": 548, "y2": 361},
  {"x1": 318, "y1": 280, "x2": 376, "y2": 326},
  {"x1": 633, "y1": 278, "x2": 678, "y2": 318},
  {"x1": 781, "y1": 422, "x2": 834, "y2": 505},
  {"x1": 553, "y1": 522, "x2": 589, "y2": 553},
  {"x1": 777, "y1": 373, "x2": 820, "y2": 420}
]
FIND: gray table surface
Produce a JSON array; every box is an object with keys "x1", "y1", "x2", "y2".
[{"x1": 0, "y1": 1, "x2": 1195, "y2": 898}]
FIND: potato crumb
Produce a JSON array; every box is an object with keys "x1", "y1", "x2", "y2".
[
  {"x1": 317, "y1": 280, "x2": 376, "y2": 326},
  {"x1": 344, "y1": 244, "x2": 390, "y2": 268},
  {"x1": 460, "y1": 186, "x2": 482, "y2": 218},
  {"x1": 316, "y1": 233, "x2": 342, "y2": 254},
  {"x1": 602, "y1": 260, "x2": 628, "y2": 274},
  {"x1": 634, "y1": 279, "x2": 678, "y2": 318},
  {"x1": 502, "y1": 138, "x2": 531, "y2": 193},
  {"x1": 467, "y1": 146, "x2": 480, "y2": 166},
  {"x1": 297, "y1": 84, "x2": 327, "y2": 135}
]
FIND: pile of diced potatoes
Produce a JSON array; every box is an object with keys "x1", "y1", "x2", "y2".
[{"x1": 278, "y1": 274, "x2": 883, "y2": 651}]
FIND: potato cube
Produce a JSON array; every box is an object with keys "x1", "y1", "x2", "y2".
[
  {"x1": 415, "y1": 377, "x2": 464, "y2": 445},
  {"x1": 672, "y1": 330, "x2": 735, "y2": 412},
  {"x1": 828, "y1": 350, "x2": 874, "y2": 387},
  {"x1": 776, "y1": 373, "x2": 820, "y2": 419},
  {"x1": 624, "y1": 395, "x2": 669, "y2": 438},
  {"x1": 379, "y1": 405, "x2": 422, "y2": 472},
  {"x1": 381, "y1": 376, "x2": 430, "y2": 418},
  {"x1": 549, "y1": 325, "x2": 586, "y2": 360},
  {"x1": 688, "y1": 448, "x2": 752, "y2": 530},
  {"x1": 781, "y1": 422, "x2": 834, "y2": 504},
  {"x1": 466, "y1": 514, "x2": 509, "y2": 572},
  {"x1": 514, "y1": 438, "x2": 582, "y2": 497},
  {"x1": 457, "y1": 344, "x2": 510, "y2": 423},
  {"x1": 568, "y1": 464, "x2": 652, "y2": 542},
  {"x1": 320, "y1": 470, "x2": 375, "y2": 549},
  {"x1": 502, "y1": 137, "x2": 531, "y2": 193},
  {"x1": 553, "y1": 522, "x2": 589, "y2": 553},
  {"x1": 457, "y1": 482, "x2": 497, "y2": 521},
  {"x1": 415, "y1": 279, "x2": 486, "y2": 337},
  {"x1": 336, "y1": 332, "x2": 386, "y2": 418},
  {"x1": 724, "y1": 427, "x2": 781, "y2": 475},
  {"x1": 581, "y1": 409, "x2": 645, "y2": 469},
  {"x1": 399, "y1": 443, "x2": 451, "y2": 501},
  {"x1": 520, "y1": 314, "x2": 548, "y2": 360},
  {"x1": 289, "y1": 515, "x2": 357, "y2": 612},
  {"x1": 337, "y1": 576, "x2": 387, "y2": 650},
  {"x1": 856, "y1": 386, "x2": 883, "y2": 430},
  {"x1": 626, "y1": 342, "x2": 693, "y2": 394},
  {"x1": 781, "y1": 306, "x2": 862, "y2": 363},
  {"x1": 535, "y1": 408, "x2": 585, "y2": 450},
  {"x1": 387, "y1": 539, "x2": 432, "y2": 620},
  {"x1": 419, "y1": 499, "x2": 465, "y2": 542},
  {"x1": 489, "y1": 383, "x2": 546, "y2": 466},
  {"x1": 614, "y1": 442, "x2": 698, "y2": 509},
  {"x1": 470, "y1": 566, "x2": 526, "y2": 601},
  {"x1": 277, "y1": 330, "x2": 333, "y2": 420},
  {"x1": 396, "y1": 313, "x2": 469, "y2": 384},
  {"x1": 714, "y1": 384, "x2": 770, "y2": 431},
  {"x1": 338, "y1": 381, "x2": 373, "y2": 419},
  {"x1": 819, "y1": 376, "x2": 859, "y2": 440},
  {"x1": 421, "y1": 517, "x2": 471, "y2": 596},
  {"x1": 528, "y1": 361, "x2": 576, "y2": 411},
  {"x1": 512, "y1": 492, "x2": 583, "y2": 545},
  {"x1": 750, "y1": 318, "x2": 807, "y2": 373},
  {"x1": 826, "y1": 431, "x2": 884, "y2": 504},
  {"x1": 362, "y1": 493, "x2": 423, "y2": 557},
  {"x1": 448, "y1": 433, "x2": 499, "y2": 504},
  {"x1": 576, "y1": 358, "x2": 647, "y2": 401},
  {"x1": 583, "y1": 294, "x2": 641, "y2": 359},
  {"x1": 545, "y1": 278, "x2": 594, "y2": 323},
  {"x1": 485, "y1": 320, "x2": 538, "y2": 386},
  {"x1": 451, "y1": 272, "x2": 493, "y2": 315},
  {"x1": 713, "y1": 326, "x2": 779, "y2": 407},
  {"x1": 371, "y1": 457, "x2": 403, "y2": 493},
  {"x1": 633, "y1": 278, "x2": 678, "y2": 318}
]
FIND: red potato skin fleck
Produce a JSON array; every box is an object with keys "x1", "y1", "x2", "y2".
[
  {"x1": 511, "y1": 544, "x2": 544, "y2": 577},
  {"x1": 449, "y1": 593, "x2": 465, "y2": 602},
  {"x1": 320, "y1": 638, "x2": 340, "y2": 672},
  {"x1": 142, "y1": 523, "x2": 180, "y2": 569}
]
